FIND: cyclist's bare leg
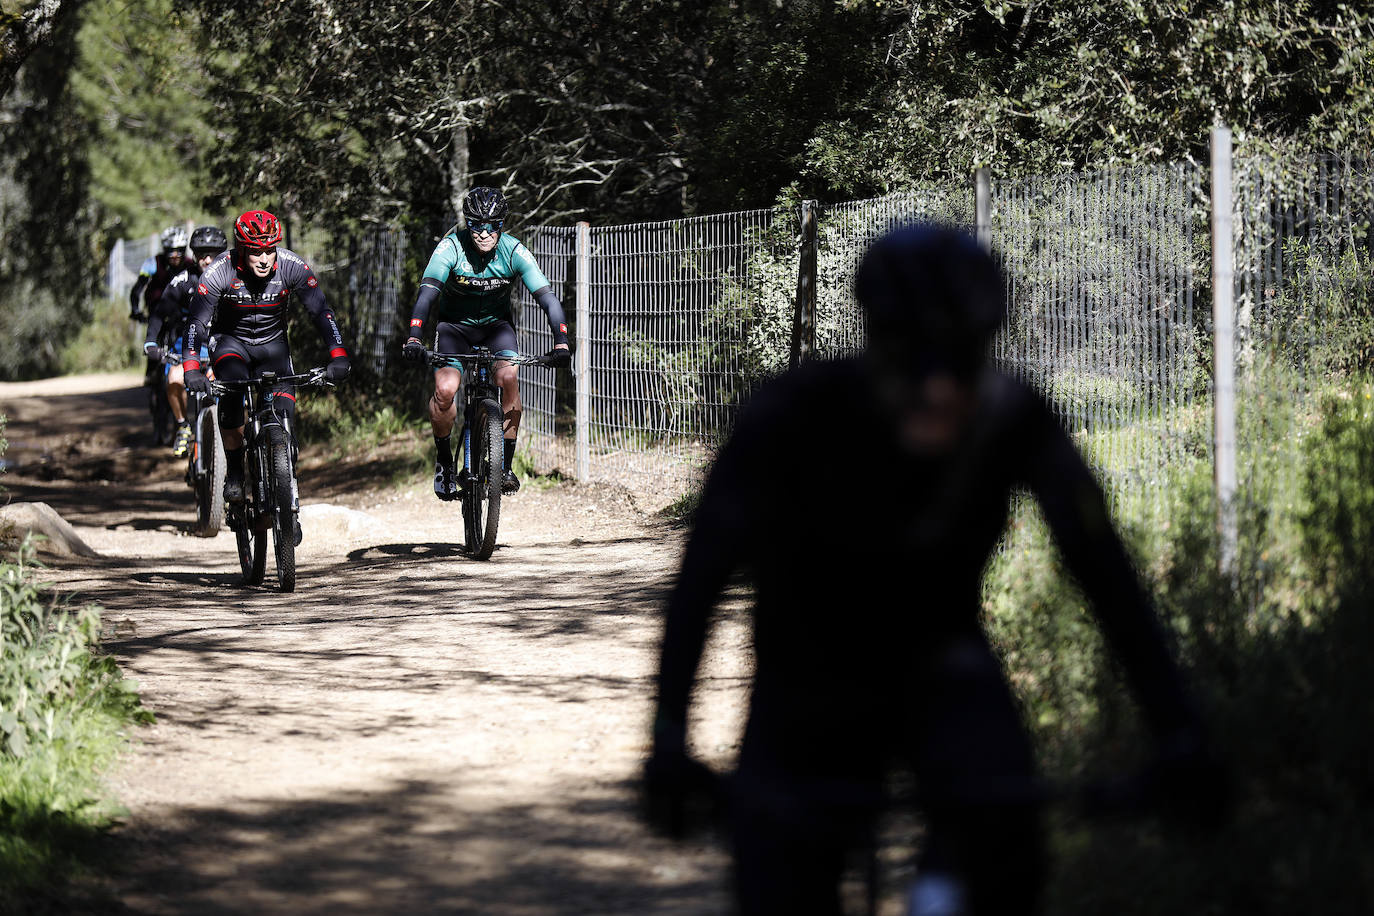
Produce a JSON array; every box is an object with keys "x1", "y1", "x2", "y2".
[
  {"x1": 223, "y1": 428, "x2": 245, "y2": 450},
  {"x1": 167, "y1": 363, "x2": 187, "y2": 422},
  {"x1": 430, "y1": 366, "x2": 461, "y2": 438},
  {"x1": 495, "y1": 361, "x2": 521, "y2": 442}
]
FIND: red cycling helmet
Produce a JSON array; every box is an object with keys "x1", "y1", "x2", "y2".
[{"x1": 234, "y1": 210, "x2": 283, "y2": 249}]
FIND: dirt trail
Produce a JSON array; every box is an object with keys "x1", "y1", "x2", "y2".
[{"x1": 0, "y1": 374, "x2": 751, "y2": 915}]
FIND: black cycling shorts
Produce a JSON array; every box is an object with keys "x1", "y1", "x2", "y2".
[
  {"x1": 435, "y1": 320, "x2": 519, "y2": 369},
  {"x1": 211, "y1": 334, "x2": 296, "y2": 429}
]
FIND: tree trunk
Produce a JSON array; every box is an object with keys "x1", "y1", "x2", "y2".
[
  {"x1": 447, "y1": 124, "x2": 470, "y2": 223},
  {"x1": 0, "y1": 0, "x2": 82, "y2": 102}
]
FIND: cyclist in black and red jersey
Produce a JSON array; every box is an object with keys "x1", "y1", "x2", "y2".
[
  {"x1": 643, "y1": 224, "x2": 1225, "y2": 915},
  {"x1": 182, "y1": 209, "x2": 351, "y2": 504},
  {"x1": 145, "y1": 225, "x2": 227, "y2": 458},
  {"x1": 130, "y1": 225, "x2": 189, "y2": 321}
]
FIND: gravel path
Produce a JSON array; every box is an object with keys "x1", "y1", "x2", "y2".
[{"x1": 0, "y1": 373, "x2": 753, "y2": 915}]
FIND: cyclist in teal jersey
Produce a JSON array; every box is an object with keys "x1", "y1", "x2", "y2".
[{"x1": 402, "y1": 187, "x2": 571, "y2": 499}]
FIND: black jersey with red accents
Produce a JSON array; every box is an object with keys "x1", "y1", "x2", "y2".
[
  {"x1": 185, "y1": 247, "x2": 345, "y2": 358},
  {"x1": 147, "y1": 264, "x2": 202, "y2": 349}
]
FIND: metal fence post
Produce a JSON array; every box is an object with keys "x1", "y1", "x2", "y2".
[
  {"x1": 790, "y1": 200, "x2": 818, "y2": 369},
  {"x1": 575, "y1": 221, "x2": 591, "y2": 483},
  {"x1": 975, "y1": 167, "x2": 992, "y2": 252},
  {"x1": 1210, "y1": 124, "x2": 1239, "y2": 579}
]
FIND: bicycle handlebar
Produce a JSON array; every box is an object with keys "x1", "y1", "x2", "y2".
[
  {"x1": 210, "y1": 366, "x2": 332, "y2": 396},
  {"x1": 425, "y1": 349, "x2": 554, "y2": 369}
]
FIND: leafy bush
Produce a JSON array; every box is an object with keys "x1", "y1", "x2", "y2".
[
  {"x1": 58, "y1": 298, "x2": 141, "y2": 376},
  {"x1": 0, "y1": 540, "x2": 152, "y2": 909},
  {"x1": 983, "y1": 376, "x2": 1374, "y2": 914}
]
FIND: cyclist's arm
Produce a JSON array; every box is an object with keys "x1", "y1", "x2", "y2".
[
  {"x1": 129, "y1": 259, "x2": 156, "y2": 315},
  {"x1": 1020, "y1": 391, "x2": 1200, "y2": 739},
  {"x1": 183, "y1": 279, "x2": 215, "y2": 373},
  {"x1": 149, "y1": 275, "x2": 188, "y2": 349},
  {"x1": 407, "y1": 238, "x2": 460, "y2": 340},
  {"x1": 290, "y1": 259, "x2": 348, "y2": 360},
  {"x1": 512, "y1": 243, "x2": 568, "y2": 346},
  {"x1": 655, "y1": 401, "x2": 757, "y2": 746}
]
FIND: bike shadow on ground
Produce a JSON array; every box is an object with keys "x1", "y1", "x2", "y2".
[
  {"x1": 344, "y1": 542, "x2": 467, "y2": 563},
  {"x1": 130, "y1": 569, "x2": 248, "y2": 589}
]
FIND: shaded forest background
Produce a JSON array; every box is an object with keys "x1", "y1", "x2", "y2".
[{"x1": 0, "y1": 0, "x2": 1371, "y2": 379}]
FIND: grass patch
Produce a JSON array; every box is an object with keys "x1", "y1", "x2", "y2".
[{"x1": 0, "y1": 541, "x2": 152, "y2": 911}]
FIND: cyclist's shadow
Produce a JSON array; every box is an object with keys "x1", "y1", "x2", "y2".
[
  {"x1": 131, "y1": 569, "x2": 245, "y2": 588},
  {"x1": 105, "y1": 517, "x2": 199, "y2": 535},
  {"x1": 346, "y1": 543, "x2": 468, "y2": 563}
]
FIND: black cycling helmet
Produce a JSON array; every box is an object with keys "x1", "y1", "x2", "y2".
[
  {"x1": 189, "y1": 225, "x2": 228, "y2": 252},
  {"x1": 855, "y1": 223, "x2": 1006, "y2": 378},
  {"x1": 462, "y1": 186, "x2": 509, "y2": 225}
]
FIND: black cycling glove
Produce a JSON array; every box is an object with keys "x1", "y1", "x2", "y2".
[
  {"x1": 184, "y1": 369, "x2": 210, "y2": 394},
  {"x1": 546, "y1": 347, "x2": 572, "y2": 369},
  {"x1": 326, "y1": 354, "x2": 352, "y2": 382},
  {"x1": 402, "y1": 338, "x2": 426, "y2": 362}
]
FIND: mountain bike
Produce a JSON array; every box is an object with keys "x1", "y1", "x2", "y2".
[
  {"x1": 212, "y1": 367, "x2": 331, "y2": 592},
  {"x1": 425, "y1": 348, "x2": 552, "y2": 560},
  {"x1": 144, "y1": 346, "x2": 180, "y2": 446},
  {"x1": 183, "y1": 370, "x2": 225, "y2": 537}
]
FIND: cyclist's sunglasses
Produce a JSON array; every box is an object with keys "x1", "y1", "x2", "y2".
[
  {"x1": 469, "y1": 220, "x2": 503, "y2": 235},
  {"x1": 192, "y1": 248, "x2": 224, "y2": 259}
]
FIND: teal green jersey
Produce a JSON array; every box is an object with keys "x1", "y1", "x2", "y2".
[{"x1": 422, "y1": 230, "x2": 551, "y2": 326}]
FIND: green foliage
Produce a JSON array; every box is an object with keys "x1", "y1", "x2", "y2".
[
  {"x1": 58, "y1": 298, "x2": 141, "y2": 375},
  {"x1": 983, "y1": 368, "x2": 1374, "y2": 912},
  {"x1": 0, "y1": 542, "x2": 150, "y2": 760},
  {"x1": 0, "y1": 540, "x2": 152, "y2": 909},
  {"x1": 811, "y1": 1, "x2": 1374, "y2": 190},
  {"x1": 0, "y1": 12, "x2": 98, "y2": 381}
]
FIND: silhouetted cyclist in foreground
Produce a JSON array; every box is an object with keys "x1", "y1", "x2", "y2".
[{"x1": 643, "y1": 224, "x2": 1225, "y2": 914}]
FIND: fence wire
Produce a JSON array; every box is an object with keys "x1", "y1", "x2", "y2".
[
  {"x1": 1230, "y1": 151, "x2": 1374, "y2": 516},
  {"x1": 103, "y1": 150, "x2": 1373, "y2": 523},
  {"x1": 992, "y1": 165, "x2": 1208, "y2": 524},
  {"x1": 567, "y1": 211, "x2": 790, "y2": 502},
  {"x1": 815, "y1": 185, "x2": 976, "y2": 358}
]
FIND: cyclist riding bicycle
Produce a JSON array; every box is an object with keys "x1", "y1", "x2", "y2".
[
  {"x1": 400, "y1": 186, "x2": 572, "y2": 500},
  {"x1": 130, "y1": 225, "x2": 189, "y2": 321},
  {"x1": 643, "y1": 224, "x2": 1225, "y2": 915},
  {"x1": 183, "y1": 209, "x2": 351, "y2": 505},
  {"x1": 145, "y1": 225, "x2": 227, "y2": 458}
]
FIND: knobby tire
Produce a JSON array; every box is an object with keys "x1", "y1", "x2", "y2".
[
  {"x1": 266, "y1": 423, "x2": 296, "y2": 592},
  {"x1": 463, "y1": 398, "x2": 504, "y2": 560},
  {"x1": 236, "y1": 439, "x2": 267, "y2": 586},
  {"x1": 194, "y1": 404, "x2": 226, "y2": 537}
]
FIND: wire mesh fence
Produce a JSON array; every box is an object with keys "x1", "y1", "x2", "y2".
[
  {"x1": 570, "y1": 211, "x2": 792, "y2": 504},
  {"x1": 992, "y1": 165, "x2": 1209, "y2": 525},
  {"x1": 102, "y1": 144, "x2": 1374, "y2": 524},
  {"x1": 1231, "y1": 151, "x2": 1374, "y2": 516}
]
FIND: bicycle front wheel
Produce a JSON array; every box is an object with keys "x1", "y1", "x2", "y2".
[
  {"x1": 266, "y1": 423, "x2": 297, "y2": 592},
  {"x1": 462, "y1": 398, "x2": 504, "y2": 560},
  {"x1": 194, "y1": 404, "x2": 226, "y2": 537}
]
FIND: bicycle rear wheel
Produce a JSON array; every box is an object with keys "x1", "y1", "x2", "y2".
[
  {"x1": 194, "y1": 404, "x2": 226, "y2": 536},
  {"x1": 149, "y1": 378, "x2": 175, "y2": 445},
  {"x1": 462, "y1": 398, "x2": 504, "y2": 560},
  {"x1": 266, "y1": 423, "x2": 297, "y2": 592},
  {"x1": 235, "y1": 518, "x2": 266, "y2": 586}
]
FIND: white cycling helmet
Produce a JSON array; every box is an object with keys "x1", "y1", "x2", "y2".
[{"x1": 161, "y1": 225, "x2": 189, "y2": 251}]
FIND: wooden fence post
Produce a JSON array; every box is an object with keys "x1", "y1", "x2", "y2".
[{"x1": 790, "y1": 199, "x2": 818, "y2": 369}]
